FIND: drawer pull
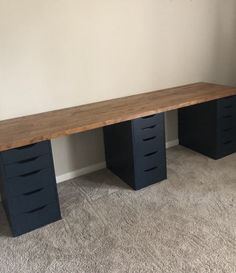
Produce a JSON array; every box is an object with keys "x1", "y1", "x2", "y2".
[
  {"x1": 144, "y1": 151, "x2": 157, "y2": 157},
  {"x1": 223, "y1": 140, "x2": 233, "y2": 145},
  {"x1": 23, "y1": 188, "x2": 43, "y2": 196},
  {"x1": 144, "y1": 166, "x2": 158, "y2": 172},
  {"x1": 26, "y1": 205, "x2": 47, "y2": 214},
  {"x1": 18, "y1": 156, "x2": 39, "y2": 164},
  {"x1": 20, "y1": 169, "x2": 42, "y2": 177},
  {"x1": 142, "y1": 125, "x2": 156, "y2": 130},
  {"x1": 142, "y1": 115, "x2": 155, "y2": 119},
  {"x1": 15, "y1": 144, "x2": 36, "y2": 150},
  {"x1": 143, "y1": 136, "x2": 156, "y2": 142},
  {"x1": 223, "y1": 115, "x2": 232, "y2": 119}
]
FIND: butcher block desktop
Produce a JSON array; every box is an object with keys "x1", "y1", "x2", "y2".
[{"x1": 1, "y1": 82, "x2": 236, "y2": 151}]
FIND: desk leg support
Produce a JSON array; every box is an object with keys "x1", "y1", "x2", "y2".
[{"x1": 103, "y1": 113, "x2": 167, "y2": 190}]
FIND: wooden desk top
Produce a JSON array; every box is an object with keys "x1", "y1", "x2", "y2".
[{"x1": 1, "y1": 82, "x2": 236, "y2": 151}]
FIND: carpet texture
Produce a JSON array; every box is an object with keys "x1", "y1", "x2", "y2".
[{"x1": 0, "y1": 146, "x2": 236, "y2": 273}]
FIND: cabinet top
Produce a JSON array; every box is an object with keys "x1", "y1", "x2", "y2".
[{"x1": 1, "y1": 82, "x2": 236, "y2": 151}]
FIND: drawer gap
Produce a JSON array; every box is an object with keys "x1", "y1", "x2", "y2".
[
  {"x1": 26, "y1": 205, "x2": 47, "y2": 214},
  {"x1": 144, "y1": 166, "x2": 158, "y2": 172},
  {"x1": 223, "y1": 140, "x2": 233, "y2": 145},
  {"x1": 223, "y1": 115, "x2": 232, "y2": 119},
  {"x1": 144, "y1": 151, "x2": 158, "y2": 157},
  {"x1": 18, "y1": 156, "x2": 39, "y2": 164},
  {"x1": 142, "y1": 125, "x2": 156, "y2": 130},
  {"x1": 142, "y1": 115, "x2": 155, "y2": 119},
  {"x1": 23, "y1": 188, "x2": 44, "y2": 196},
  {"x1": 143, "y1": 136, "x2": 156, "y2": 142},
  {"x1": 20, "y1": 169, "x2": 42, "y2": 177},
  {"x1": 15, "y1": 144, "x2": 36, "y2": 150}
]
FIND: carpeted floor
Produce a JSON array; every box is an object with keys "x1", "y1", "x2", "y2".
[{"x1": 0, "y1": 146, "x2": 236, "y2": 273}]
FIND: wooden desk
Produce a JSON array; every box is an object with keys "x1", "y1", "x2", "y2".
[
  {"x1": 1, "y1": 81, "x2": 236, "y2": 236},
  {"x1": 1, "y1": 82, "x2": 236, "y2": 152}
]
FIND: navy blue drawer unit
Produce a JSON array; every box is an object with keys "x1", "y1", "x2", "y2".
[
  {"x1": 0, "y1": 141, "x2": 61, "y2": 237},
  {"x1": 103, "y1": 113, "x2": 167, "y2": 190},
  {"x1": 178, "y1": 96, "x2": 236, "y2": 159}
]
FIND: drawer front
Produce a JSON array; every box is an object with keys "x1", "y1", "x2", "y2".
[
  {"x1": 134, "y1": 134, "x2": 165, "y2": 157},
  {"x1": 217, "y1": 140, "x2": 236, "y2": 158},
  {"x1": 133, "y1": 121, "x2": 164, "y2": 144},
  {"x1": 1, "y1": 141, "x2": 50, "y2": 164},
  {"x1": 217, "y1": 96, "x2": 236, "y2": 110},
  {"x1": 135, "y1": 150, "x2": 166, "y2": 171},
  {"x1": 217, "y1": 96, "x2": 236, "y2": 121},
  {"x1": 132, "y1": 113, "x2": 164, "y2": 130},
  {"x1": 218, "y1": 105, "x2": 236, "y2": 117},
  {"x1": 218, "y1": 114, "x2": 236, "y2": 131},
  {"x1": 4, "y1": 168, "x2": 56, "y2": 197},
  {"x1": 134, "y1": 162, "x2": 167, "y2": 190},
  {"x1": 217, "y1": 114, "x2": 236, "y2": 152},
  {"x1": 9, "y1": 202, "x2": 61, "y2": 237},
  {"x1": 6, "y1": 184, "x2": 57, "y2": 216},
  {"x1": 220, "y1": 128, "x2": 236, "y2": 143},
  {"x1": 4, "y1": 154, "x2": 52, "y2": 178}
]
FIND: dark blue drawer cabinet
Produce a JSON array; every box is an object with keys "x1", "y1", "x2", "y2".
[
  {"x1": 178, "y1": 96, "x2": 236, "y2": 159},
  {"x1": 0, "y1": 140, "x2": 61, "y2": 237},
  {"x1": 103, "y1": 113, "x2": 167, "y2": 190}
]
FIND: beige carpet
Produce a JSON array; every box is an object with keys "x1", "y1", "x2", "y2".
[{"x1": 0, "y1": 146, "x2": 236, "y2": 273}]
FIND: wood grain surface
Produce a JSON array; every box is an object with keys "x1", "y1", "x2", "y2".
[{"x1": 1, "y1": 82, "x2": 236, "y2": 151}]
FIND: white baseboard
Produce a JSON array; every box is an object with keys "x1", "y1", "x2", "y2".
[
  {"x1": 56, "y1": 161, "x2": 106, "y2": 184},
  {"x1": 166, "y1": 139, "x2": 179, "y2": 149},
  {"x1": 56, "y1": 139, "x2": 179, "y2": 183}
]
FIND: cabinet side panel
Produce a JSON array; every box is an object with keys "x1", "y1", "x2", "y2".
[
  {"x1": 103, "y1": 122, "x2": 135, "y2": 188},
  {"x1": 178, "y1": 101, "x2": 217, "y2": 159}
]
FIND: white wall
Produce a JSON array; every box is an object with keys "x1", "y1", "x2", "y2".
[{"x1": 1, "y1": 0, "x2": 236, "y2": 178}]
